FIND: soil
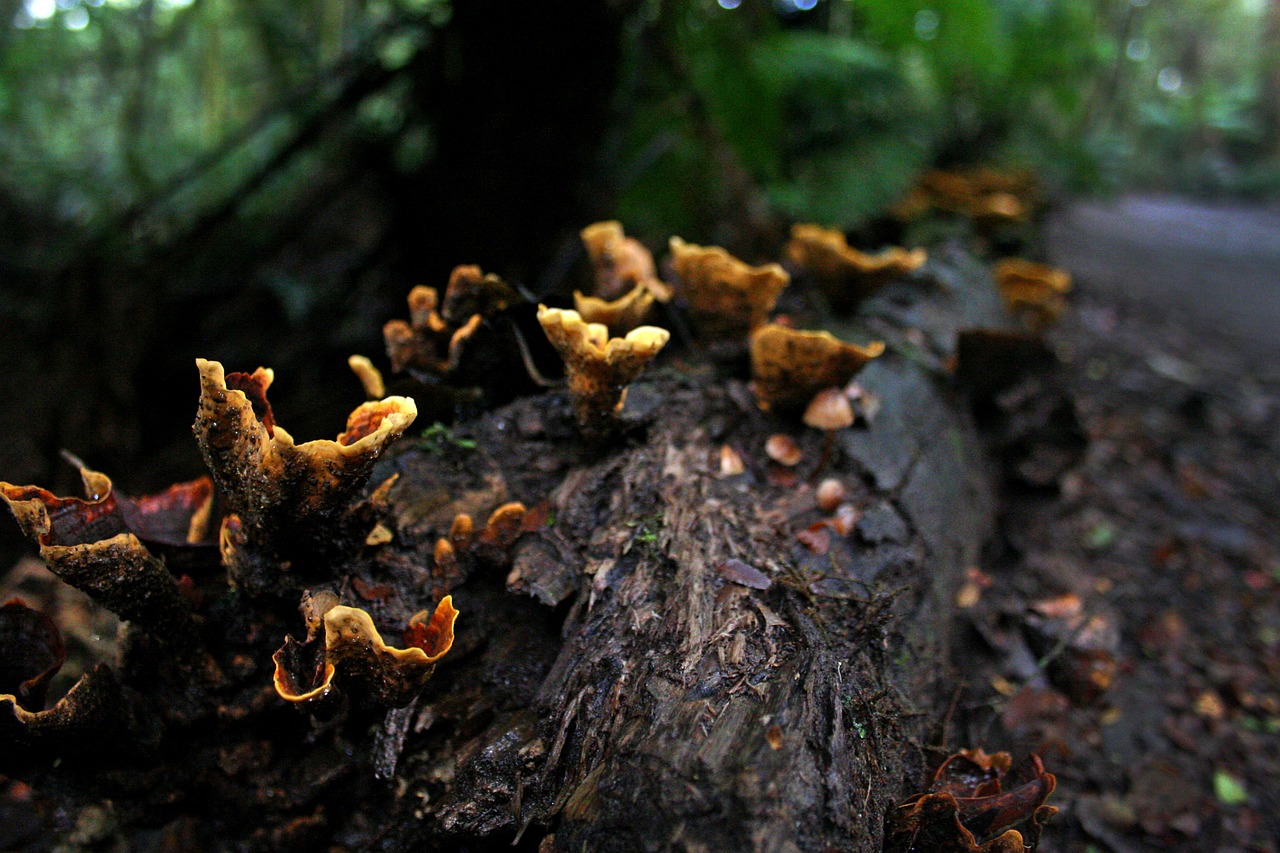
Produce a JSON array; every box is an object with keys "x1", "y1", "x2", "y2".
[{"x1": 948, "y1": 199, "x2": 1280, "y2": 852}]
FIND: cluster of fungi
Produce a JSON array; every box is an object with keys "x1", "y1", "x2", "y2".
[{"x1": 2, "y1": 173, "x2": 1066, "y2": 850}]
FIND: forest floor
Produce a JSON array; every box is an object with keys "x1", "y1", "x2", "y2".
[{"x1": 950, "y1": 197, "x2": 1280, "y2": 852}]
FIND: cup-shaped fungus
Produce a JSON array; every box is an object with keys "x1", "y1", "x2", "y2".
[
  {"x1": 273, "y1": 594, "x2": 458, "y2": 708},
  {"x1": 668, "y1": 237, "x2": 789, "y2": 340},
  {"x1": 0, "y1": 472, "x2": 201, "y2": 646},
  {"x1": 886, "y1": 750, "x2": 1058, "y2": 853},
  {"x1": 0, "y1": 582, "x2": 164, "y2": 758},
  {"x1": 580, "y1": 221, "x2": 672, "y2": 303},
  {"x1": 438, "y1": 264, "x2": 520, "y2": 327},
  {"x1": 1, "y1": 661, "x2": 156, "y2": 759},
  {"x1": 749, "y1": 323, "x2": 884, "y2": 413},
  {"x1": 573, "y1": 284, "x2": 657, "y2": 335},
  {"x1": 536, "y1": 305, "x2": 670, "y2": 438},
  {"x1": 896, "y1": 167, "x2": 1039, "y2": 229},
  {"x1": 993, "y1": 258, "x2": 1071, "y2": 330},
  {"x1": 0, "y1": 600, "x2": 65, "y2": 712},
  {"x1": 193, "y1": 359, "x2": 417, "y2": 588},
  {"x1": 382, "y1": 265, "x2": 519, "y2": 379},
  {"x1": 786, "y1": 224, "x2": 927, "y2": 309}
]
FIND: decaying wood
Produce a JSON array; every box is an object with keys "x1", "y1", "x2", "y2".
[
  {"x1": 376, "y1": 246, "x2": 1010, "y2": 851},
  {"x1": 0, "y1": 245, "x2": 1032, "y2": 852}
]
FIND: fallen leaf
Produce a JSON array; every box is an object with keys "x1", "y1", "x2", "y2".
[{"x1": 1213, "y1": 770, "x2": 1248, "y2": 806}]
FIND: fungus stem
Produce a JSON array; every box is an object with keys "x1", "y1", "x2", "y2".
[{"x1": 812, "y1": 431, "x2": 835, "y2": 482}]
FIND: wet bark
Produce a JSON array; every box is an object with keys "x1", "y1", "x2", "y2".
[
  {"x1": 0, "y1": 243, "x2": 1039, "y2": 852},
  {"x1": 384, "y1": 246, "x2": 1014, "y2": 852}
]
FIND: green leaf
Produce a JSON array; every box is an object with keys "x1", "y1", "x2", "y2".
[
  {"x1": 1213, "y1": 770, "x2": 1248, "y2": 806},
  {"x1": 1084, "y1": 521, "x2": 1117, "y2": 550}
]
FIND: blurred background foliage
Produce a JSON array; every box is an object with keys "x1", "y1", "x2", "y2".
[
  {"x1": 0, "y1": 0, "x2": 1275, "y2": 548},
  {"x1": 1, "y1": 0, "x2": 1274, "y2": 251},
  {"x1": 1, "y1": 0, "x2": 1275, "y2": 257}
]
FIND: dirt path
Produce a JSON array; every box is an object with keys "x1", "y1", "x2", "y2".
[
  {"x1": 1047, "y1": 195, "x2": 1280, "y2": 362},
  {"x1": 965, "y1": 194, "x2": 1280, "y2": 851}
]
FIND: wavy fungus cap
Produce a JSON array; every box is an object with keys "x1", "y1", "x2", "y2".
[
  {"x1": 903, "y1": 167, "x2": 1040, "y2": 225},
  {"x1": 668, "y1": 237, "x2": 789, "y2": 340},
  {"x1": 749, "y1": 324, "x2": 884, "y2": 412},
  {"x1": 572, "y1": 284, "x2": 657, "y2": 335},
  {"x1": 580, "y1": 221, "x2": 671, "y2": 303},
  {"x1": 273, "y1": 595, "x2": 458, "y2": 708},
  {"x1": 786, "y1": 224, "x2": 926, "y2": 309},
  {"x1": 537, "y1": 305, "x2": 669, "y2": 436},
  {"x1": 886, "y1": 750, "x2": 1058, "y2": 853},
  {"x1": 0, "y1": 600, "x2": 65, "y2": 712},
  {"x1": 0, "y1": 473, "x2": 200, "y2": 644},
  {"x1": 383, "y1": 265, "x2": 516, "y2": 378},
  {"x1": 993, "y1": 258, "x2": 1071, "y2": 330},
  {"x1": 193, "y1": 358, "x2": 417, "y2": 522}
]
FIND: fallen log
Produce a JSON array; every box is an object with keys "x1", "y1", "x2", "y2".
[
  {"x1": 383, "y1": 245, "x2": 1013, "y2": 851},
  {"x1": 0, "y1": 243, "x2": 1046, "y2": 852}
]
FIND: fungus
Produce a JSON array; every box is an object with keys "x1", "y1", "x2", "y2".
[
  {"x1": 718, "y1": 445, "x2": 745, "y2": 477},
  {"x1": 438, "y1": 264, "x2": 520, "y2": 327},
  {"x1": 804, "y1": 388, "x2": 855, "y2": 479},
  {"x1": 449, "y1": 513, "x2": 475, "y2": 550},
  {"x1": 786, "y1": 224, "x2": 927, "y2": 309},
  {"x1": 0, "y1": 474, "x2": 199, "y2": 645},
  {"x1": 476, "y1": 502, "x2": 526, "y2": 552},
  {"x1": 382, "y1": 265, "x2": 517, "y2": 380},
  {"x1": 580, "y1": 221, "x2": 672, "y2": 302},
  {"x1": 0, "y1": 601, "x2": 156, "y2": 757},
  {"x1": 749, "y1": 323, "x2": 884, "y2": 412},
  {"x1": 893, "y1": 167, "x2": 1039, "y2": 230},
  {"x1": 668, "y1": 237, "x2": 789, "y2": 340},
  {"x1": 804, "y1": 388, "x2": 854, "y2": 433},
  {"x1": 1, "y1": 663, "x2": 157, "y2": 757},
  {"x1": 3, "y1": 456, "x2": 214, "y2": 550},
  {"x1": 993, "y1": 258, "x2": 1071, "y2": 330},
  {"x1": 273, "y1": 595, "x2": 458, "y2": 708},
  {"x1": 815, "y1": 479, "x2": 846, "y2": 513},
  {"x1": 0, "y1": 600, "x2": 65, "y2": 712},
  {"x1": 765, "y1": 435, "x2": 802, "y2": 467},
  {"x1": 193, "y1": 358, "x2": 417, "y2": 588},
  {"x1": 433, "y1": 537, "x2": 458, "y2": 579},
  {"x1": 348, "y1": 355, "x2": 386, "y2": 400},
  {"x1": 573, "y1": 284, "x2": 657, "y2": 335},
  {"x1": 885, "y1": 750, "x2": 1057, "y2": 853},
  {"x1": 536, "y1": 305, "x2": 669, "y2": 437}
]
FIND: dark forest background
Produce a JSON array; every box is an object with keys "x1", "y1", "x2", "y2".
[{"x1": 1, "y1": 0, "x2": 1277, "y2": 562}]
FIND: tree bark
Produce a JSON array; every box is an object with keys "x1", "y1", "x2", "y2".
[{"x1": 386, "y1": 246, "x2": 1010, "y2": 851}]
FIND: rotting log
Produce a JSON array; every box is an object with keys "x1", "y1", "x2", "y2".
[
  {"x1": 379, "y1": 244, "x2": 1014, "y2": 852},
  {"x1": 0, "y1": 244, "x2": 1045, "y2": 852}
]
